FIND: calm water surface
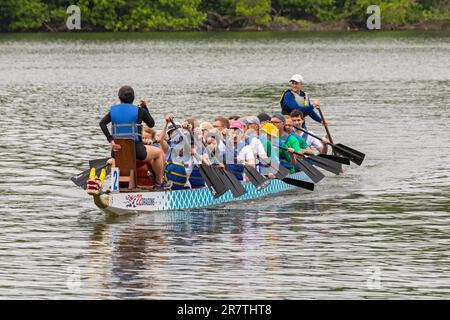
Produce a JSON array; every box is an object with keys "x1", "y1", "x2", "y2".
[{"x1": 0, "y1": 31, "x2": 449, "y2": 299}]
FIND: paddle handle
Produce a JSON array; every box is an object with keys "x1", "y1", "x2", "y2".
[
  {"x1": 317, "y1": 108, "x2": 334, "y2": 145},
  {"x1": 293, "y1": 125, "x2": 333, "y2": 147},
  {"x1": 276, "y1": 145, "x2": 307, "y2": 158}
]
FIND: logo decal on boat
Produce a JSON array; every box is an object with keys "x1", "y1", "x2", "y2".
[{"x1": 124, "y1": 194, "x2": 155, "y2": 208}]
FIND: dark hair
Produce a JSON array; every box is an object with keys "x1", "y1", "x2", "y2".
[
  {"x1": 290, "y1": 109, "x2": 304, "y2": 119},
  {"x1": 214, "y1": 116, "x2": 230, "y2": 129},
  {"x1": 257, "y1": 113, "x2": 271, "y2": 123},
  {"x1": 118, "y1": 85, "x2": 135, "y2": 104},
  {"x1": 228, "y1": 115, "x2": 240, "y2": 121}
]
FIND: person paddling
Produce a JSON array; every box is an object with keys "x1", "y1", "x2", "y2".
[
  {"x1": 99, "y1": 85, "x2": 171, "y2": 189},
  {"x1": 290, "y1": 110, "x2": 328, "y2": 154},
  {"x1": 280, "y1": 74, "x2": 325, "y2": 128},
  {"x1": 270, "y1": 113, "x2": 300, "y2": 174}
]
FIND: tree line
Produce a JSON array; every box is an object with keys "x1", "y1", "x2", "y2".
[{"x1": 0, "y1": 0, "x2": 449, "y2": 32}]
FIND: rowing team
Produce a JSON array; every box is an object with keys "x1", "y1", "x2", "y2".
[{"x1": 99, "y1": 75, "x2": 329, "y2": 190}]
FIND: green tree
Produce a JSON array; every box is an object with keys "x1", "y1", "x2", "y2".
[{"x1": 0, "y1": 0, "x2": 48, "y2": 31}]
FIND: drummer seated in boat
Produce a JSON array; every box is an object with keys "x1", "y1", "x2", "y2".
[{"x1": 99, "y1": 85, "x2": 171, "y2": 189}]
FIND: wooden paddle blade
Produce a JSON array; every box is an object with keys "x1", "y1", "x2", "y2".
[
  {"x1": 244, "y1": 165, "x2": 270, "y2": 190},
  {"x1": 282, "y1": 177, "x2": 315, "y2": 191},
  {"x1": 221, "y1": 169, "x2": 247, "y2": 197},
  {"x1": 333, "y1": 143, "x2": 365, "y2": 166},
  {"x1": 295, "y1": 158, "x2": 325, "y2": 183},
  {"x1": 317, "y1": 153, "x2": 351, "y2": 165},
  {"x1": 305, "y1": 154, "x2": 342, "y2": 175},
  {"x1": 199, "y1": 164, "x2": 228, "y2": 198}
]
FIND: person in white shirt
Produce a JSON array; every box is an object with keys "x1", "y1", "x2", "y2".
[
  {"x1": 290, "y1": 110, "x2": 328, "y2": 154},
  {"x1": 223, "y1": 120, "x2": 255, "y2": 180}
]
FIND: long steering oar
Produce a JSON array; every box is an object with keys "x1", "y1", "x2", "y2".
[
  {"x1": 274, "y1": 145, "x2": 324, "y2": 183},
  {"x1": 71, "y1": 159, "x2": 109, "y2": 190},
  {"x1": 293, "y1": 125, "x2": 365, "y2": 166},
  {"x1": 316, "y1": 107, "x2": 336, "y2": 155}
]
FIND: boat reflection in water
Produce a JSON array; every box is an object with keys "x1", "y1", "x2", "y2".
[{"x1": 82, "y1": 198, "x2": 332, "y2": 299}]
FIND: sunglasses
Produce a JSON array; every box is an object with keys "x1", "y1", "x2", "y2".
[{"x1": 271, "y1": 120, "x2": 282, "y2": 124}]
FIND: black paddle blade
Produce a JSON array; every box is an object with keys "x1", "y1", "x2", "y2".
[
  {"x1": 70, "y1": 163, "x2": 109, "y2": 190},
  {"x1": 220, "y1": 169, "x2": 247, "y2": 197},
  {"x1": 305, "y1": 154, "x2": 342, "y2": 175},
  {"x1": 244, "y1": 165, "x2": 270, "y2": 190},
  {"x1": 332, "y1": 143, "x2": 365, "y2": 166},
  {"x1": 89, "y1": 158, "x2": 110, "y2": 168},
  {"x1": 317, "y1": 153, "x2": 351, "y2": 165},
  {"x1": 71, "y1": 168, "x2": 91, "y2": 190},
  {"x1": 199, "y1": 164, "x2": 228, "y2": 198},
  {"x1": 295, "y1": 157, "x2": 325, "y2": 183},
  {"x1": 282, "y1": 177, "x2": 315, "y2": 191},
  {"x1": 273, "y1": 163, "x2": 290, "y2": 180}
]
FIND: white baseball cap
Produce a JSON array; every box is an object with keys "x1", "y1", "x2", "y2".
[{"x1": 290, "y1": 74, "x2": 304, "y2": 83}]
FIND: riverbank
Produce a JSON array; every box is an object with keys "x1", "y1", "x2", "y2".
[
  {"x1": 205, "y1": 20, "x2": 450, "y2": 32},
  {"x1": 2, "y1": 20, "x2": 449, "y2": 34}
]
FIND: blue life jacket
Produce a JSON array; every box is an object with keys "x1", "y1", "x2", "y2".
[
  {"x1": 110, "y1": 103, "x2": 140, "y2": 142},
  {"x1": 280, "y1": 90, "x2": 309, "y2": 115},
  {"x1": 189, "y1": 166, "x2": 206, "y2": 187},
  {"x1": 165, "y1": 161, "x2": 187, "y2": 190},
  {"x1": 165, "y1": 150, "x2": 187, "y2": 190}
]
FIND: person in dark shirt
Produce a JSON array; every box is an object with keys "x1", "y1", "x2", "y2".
[{"x1": 99, "y1": 86, "x2": 170, "y2": 189}]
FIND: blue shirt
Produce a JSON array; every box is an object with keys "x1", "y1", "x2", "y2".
[{"x1": 282, "y1": 90, "x2": 322, "y2": 123}]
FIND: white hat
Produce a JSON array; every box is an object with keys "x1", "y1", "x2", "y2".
[{"x1": 290, "y1": 74, "x2": 304, "y2": 83}]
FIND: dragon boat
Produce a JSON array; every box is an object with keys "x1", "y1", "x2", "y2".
[{"x1": 89, "y1": 171, "x2": 309, "y2": 216}]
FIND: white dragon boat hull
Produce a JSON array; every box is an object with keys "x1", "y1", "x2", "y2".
[{"x1": 93, "y1": 171, "x2": 309, "y2": 215}]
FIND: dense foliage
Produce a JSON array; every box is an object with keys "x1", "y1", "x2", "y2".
[{"x1": 0, "y1": 0, "x2": 449, "y2": 31}]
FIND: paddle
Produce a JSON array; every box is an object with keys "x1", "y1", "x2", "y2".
[
  {"x1": 317, "y1": 153, "x2": 350, "y2": 165},
  {"x1": 219, "y1": 167, "x2": 247, "y2": 197},
  {"x1": 89, "y1": 157, "x2": 110, "y2": 169},
  {"x1": 274, "y1": 145, "x2": 325, "y2": 183},
  {"x1": 257, "y1": 157, "x2": 314, "y2": 191},
  {"x1": 196, "y1": 161, "x2": 229, "y2": 198},
  {"x1": 282, "y1": 177, "x2": 315, "y2": 191},
  {"x1": 277, "y1": 145, "x2": 341, "y2": 175},
  {"x1": 317, "y1": 107, "x2": 336, "y2": 155},
  {"x1": 293, "y1": 125, "x2": 365, "y2": 166},
  {"x1": 169, "y1": 119, "x2": 229, "y2": 198},
  {"x1": 244, "y1": 165, "x2": 271, "y2": 190},
  {"x1": 71, "y1": 160, "x2": 109, "y2": 190},
  {"x1": 221, "y1": 142, "x2": 270, "y2": 190}
]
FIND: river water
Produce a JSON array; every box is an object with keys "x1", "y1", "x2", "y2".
[{"x1": 0, "y1": 31, "x2": 449, "y2": 299}]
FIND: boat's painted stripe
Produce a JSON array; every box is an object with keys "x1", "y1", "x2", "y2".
[{"x1": 104, "y1": 171, "x2": 308, "y2": 213}]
